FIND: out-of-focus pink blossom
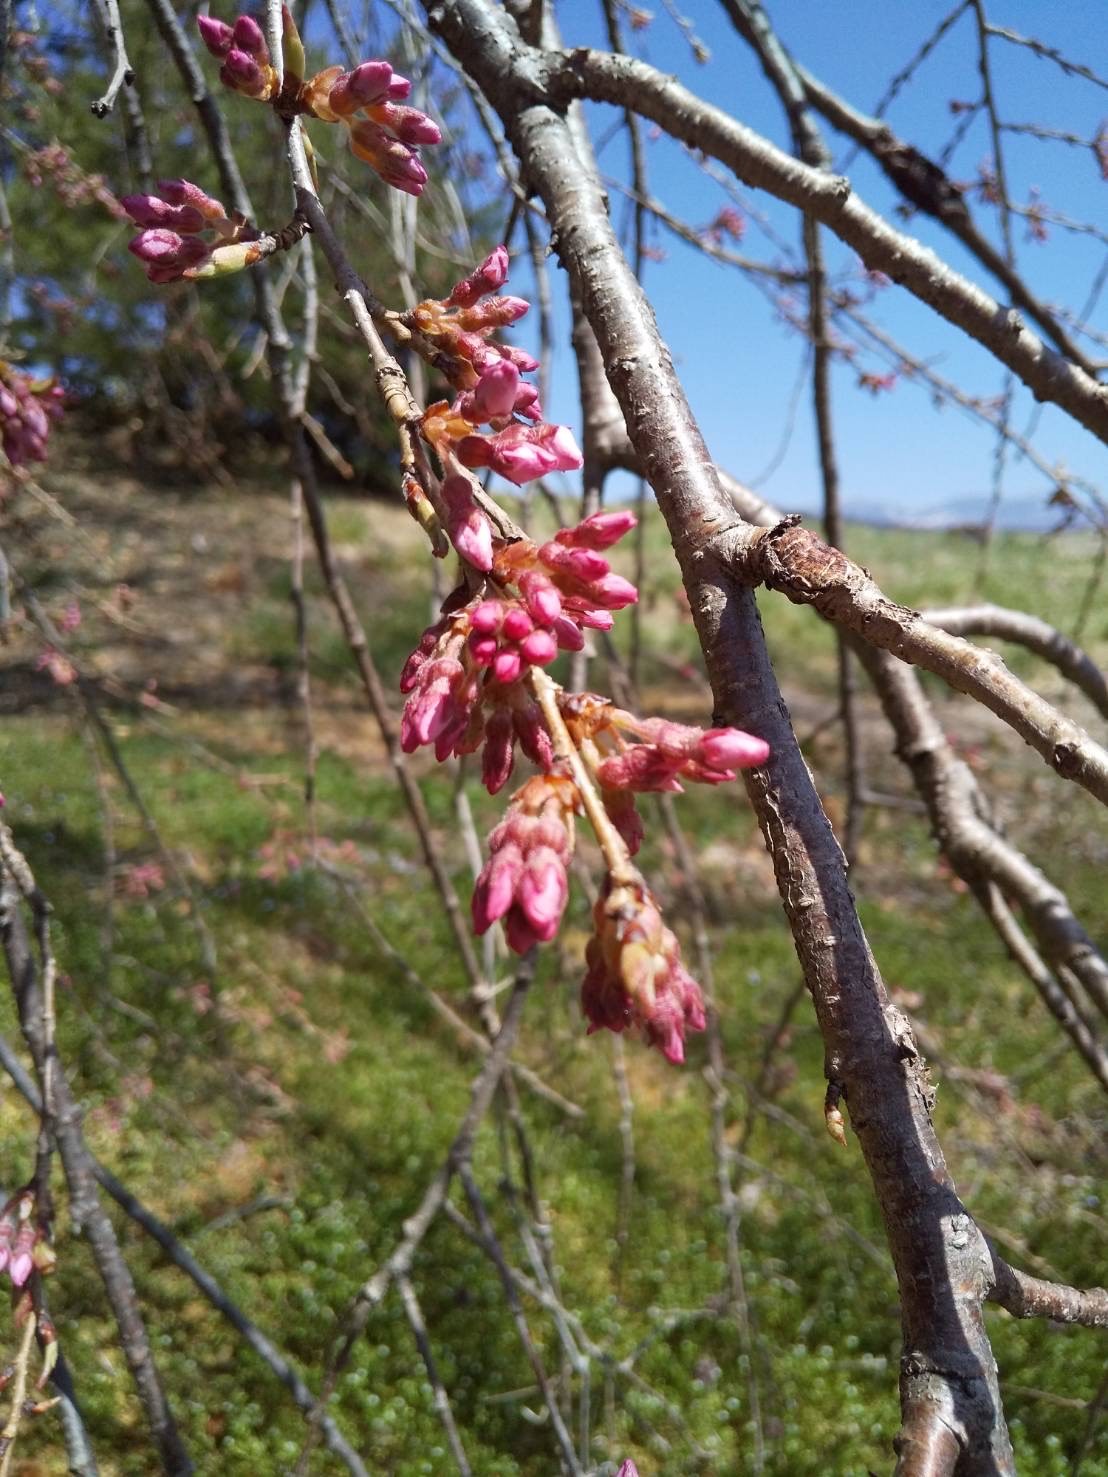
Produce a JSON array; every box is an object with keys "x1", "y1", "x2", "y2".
[{"x1": 0, "y1": 363, "x2": 63, "y2": 468}]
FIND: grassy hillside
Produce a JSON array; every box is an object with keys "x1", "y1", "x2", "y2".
[{"x1": 0, "y1": 466, "x2": 1104, "y2": 1475}]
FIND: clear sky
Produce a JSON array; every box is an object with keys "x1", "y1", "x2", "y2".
[{"x1": 505, "y1": 0, "x2": 1108, "y2": 528}]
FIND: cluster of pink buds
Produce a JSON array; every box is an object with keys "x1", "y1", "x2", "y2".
[
  {"x1": 198, "y1": 9, "x2": 440, "y2": 196},
  {"x1": 415, "y1": 248, "x2": 583, "y2": 491},
  {"x1": 0, "y1": 1189, "x2": 53, "y2": 1288},
  {"x1": 583, "y1": 875, "x2": 707, "y2": 1065},
  {"x1": 472, "y1": 775, "x2": 576, "y2": 953},
  {"x1": 121, "y1": 179, "x2": 263, "y2": 283},
  {"x1": 398, "y1": 506, "x2": 639, "y2": 792},
  {"x1": 0, "y1": 362, "x2": 63, "y2": 468}
]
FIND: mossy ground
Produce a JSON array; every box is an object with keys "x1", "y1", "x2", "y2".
[{"x1": 0, "y1": 467, "x2": 1104, "y2": 1474}]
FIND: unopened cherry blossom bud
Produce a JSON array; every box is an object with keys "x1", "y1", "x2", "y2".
[
  {"x1": 472, "y1": 844, "x2": 524, "y2": 931},
  {"x1": 470, "y1": 600, "x2": 503, "y2": 635},
  {"x1": 520, "y1": 629, "x2": 558, "y2": 666},
  {"x1": 469, "y1": 360, "x2": 520, "y2": 422},
  {"x1": 513, "y1": 381, "x2": 542, "y2": 420},
  {"x1": 468, "y1": 633, "x2": 498, "y2": 664},
  {"x1": 121, "y1": 194, "x2": 206, "y2": 232},
  {"x1": 231, "y1": 14, "x2": 267, "y2": 57},
  {"x1": 379, "y1": 104, "x2": 442, "y2": 146},
  {"x1": 221, "y1": 47, "x2": 267, "y2": 95},
  {"x1": 588, "y1": 573, "x2": 638, "y2": 610},
  {"x1": 557, "y1": 508, "x2": 637, "y2": 550},
  {"x1": 197, "y1": 14, "x2": 234, "y2": 56},
  {"x1": 441, "y1": 472, "x2": 494, "y2": 570},
  {"x1": 348, "y1": 119, "x2": 428, "y2": 195},
  {"x1": 519, "y1": 572, "x2": 562, "y2": 625},
  {"x1": 540, "y1": 542, "x2": 611, "y2": 583},
  {"x1": 552, "y1": 614, "x2": 586, "y2": 652},
  {"x1": 513, "y1": 705, "x2": 555, "y2": 769},
  {"x1": 518, "y1": 848, "x2": 567, "y2": 939},
  {"x1": 697, "y1": 727, "x2": 769, "y2": 769},
  {"x1": 492, "y1": 648, "x2": 523, "y2": 685},
  {"x1": 482, "y1": 708, "x2": 516, "y2": 794},
  {"x1": 565, "y1": 602, "x2": 616, "y2": 631},
  {"x1": 155, "y1": 178, "x2": 227, "y2": 218},
  {"x1": 617, "y1": 1463, "x2": 641, "y2": 1477},
  {"x1": 329, "y1": 59, "x2": 395, "y2": 113},
  {"x1": 501, "y1": 345, "x2": 540, "y2": 373},
  {"x1": 501, "y1": 607, "x2": 533, "y2": 642},
  {"x1": 456, "y1": 295, "x2": 530, "y2": 330},
  {"x1": 448, "y1": 246, "x2": 510, "y2": 308}
]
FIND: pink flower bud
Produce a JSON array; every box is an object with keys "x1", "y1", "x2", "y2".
[
  {"x1": 519, "y1": 572, "x2": 562, "y2": 625},
  {"x1": 456, "y1": 295, "x2": 530, "y2": 330},
  {"x1": 520, "y1": 629, "x2": 558, "y2": 666},
  {"x1": 472, "y1": 845, "x2": 524, "y2": 931},
  {"x1": 518, "y1": 849, "x2": 568, "y2": 940},
  {"x1": 121, "y1": 194, "x2": 206, "y2": 233},
  {"x1": 697, "y1": 727, "x2": 769, "y2": 770},
  {"x1": 377, "y1": 103, "x2": 441, "y2": 146},
  {"x1": 155, "y1": 178, "x2": 227, "y2": 218},
  {"x1": 587, "y1": 573, "x2": 639, "y2": 610},
  {"x1": 469, "y1": 360, "x2": 520, "y2": 422},
  {"x1": 468, "y1": 633, "x2": 498, "y2": 664},
  {"x1": 197, "y1": 14, "x2": 234, "y2": 56},
  {"x1": 347, "y1": 119, "x2": 428, "y2": 195},
  {"x1": 220, "y1": 47, "x2": 267, "y2": 95},
  {"x1": 482, "y1": 708, "x2": 515, "y2": 794},
  {"x1": 231, "y1": 14, "x2": 268, "y2": 58},
  {"x1": 540, "y1": 542, "x2": 611, "y2": 582},
  {"x1": 441, "y1": 472, "x2": 494, "y2": 571},
  {"x1": 513, "y1": 706, "x2": 555, "y2": 769},
  {"x1": 557, "y1": 508, "x2": 637, "y2": 550},
  {"x1": 448, "y1": 246, "x2": 510, "y2": 308},
  {"x1": 513, "y1": 381, "x2": 542, "y2": 420},
  {"x1": 504, "y1": 909, "x2": 542, "y2": 955},
  {"x1": 491, "y1": 648, "x2": 523, "y2": 685},
  {"x1": 501, "y1": 607, "x2": 533, "y2": 642},
  {"x1": 552, "y1": 614, "x2": 585, "y2": 652},
  {"x1": 469, "y1": 601, "x2": 503, "y2": 635},
  {"x1": 329, "y1": 59, "x2": 395, "y2": 113},
  {"x1": 502, "y1": 345, "x2": 540, "y2": 373}
]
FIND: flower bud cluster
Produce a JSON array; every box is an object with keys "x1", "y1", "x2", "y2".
[
  {"x1": 198, "y1": 10, "x2": 440, "y2": 196},
  {"x1": 399, "y1": 595, "x2": 554, "y2": 794},
  {"x1": 0, "y1": 362, "x2": 63, "y2": 468},
  {"x1": 582, "y1": 874, "x2": 707, "y2": 1065},
  {"x1": 472, "y1": 774, "x2": 576, "y2": 953},
  {"x1": 414, "y1": 248, "x2": 583, "y2": 505},
  {"x1": 0, "y1": 1190, "x2": 53, "y2": 1289},
  {"x1": 121, "y1": 180, "x2": 262, "y2": 283},
  {"x1": 398, "y1": 505, "x2": 642, "y2": 793}
]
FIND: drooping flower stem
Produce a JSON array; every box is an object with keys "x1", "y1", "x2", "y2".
[{"x1": 529, "y1": 668, "x2": 636, "y2": 886}]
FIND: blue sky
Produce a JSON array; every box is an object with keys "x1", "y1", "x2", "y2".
[{"x1": 503, "y1": 0, "x2": 1108, "y2": 526}]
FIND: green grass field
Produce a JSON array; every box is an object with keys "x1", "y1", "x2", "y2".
[{"x1": 0, "y1": 468, "x2": 1104, "y2": 1474}]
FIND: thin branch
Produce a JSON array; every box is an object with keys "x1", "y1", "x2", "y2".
[
  {"x1": 988, "y1": 1256, "x2": 1108, "y2": 1328},
  {"x1": 539, "y1": 47, "x2": 1108, "y2": 442},
  {"x1": 89, "y1": 0, "x2": 136, "y2": 117},
  {"x1": 920, "y1": 605, "x2": 1108, "y2": 719},
  {"x1": 0, "y1": 842, "x2": 191, "y2": 1475}
]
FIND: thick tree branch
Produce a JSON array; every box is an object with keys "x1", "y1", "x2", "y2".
[
  {"x1": 423, "y1": 2, "x2": 1017, "y2": 1468},
  {"x1": 731, "y1": 519, "x2": 1108, "y2": 807}
]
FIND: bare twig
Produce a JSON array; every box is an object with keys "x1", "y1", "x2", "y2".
[{"x1": 89, "y1": 0, "x2": 136, "y2": 117}]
